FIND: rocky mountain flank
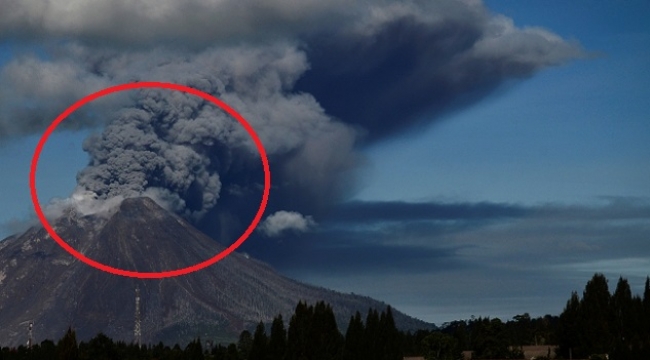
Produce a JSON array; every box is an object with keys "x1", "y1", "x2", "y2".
[{"x1": 0, "y1": 197, "x2": 433, "y2": 346}]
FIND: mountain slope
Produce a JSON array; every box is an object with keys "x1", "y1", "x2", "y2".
[{"x1": 0, "y1": 197, "x2": 433, "y2": 347}]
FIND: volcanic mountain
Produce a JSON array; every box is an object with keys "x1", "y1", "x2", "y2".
[{"x1": 0, "y1": 197, "x2": 432, "y2": 346}]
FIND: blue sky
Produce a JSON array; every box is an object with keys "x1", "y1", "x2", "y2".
[
  {"x1": 357, "y1": 1, "x2": 650, "y2": 205},
  {"x1": 0, "y1": 0, "x2": 649, "y2": 325},
  {"x1": 343, "y1": 1, "x2": 650, "y2": 321}
]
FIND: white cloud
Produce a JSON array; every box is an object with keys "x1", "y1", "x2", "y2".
[{"x1": 259, "y1": 210, "x2": 316, "y2": 237}]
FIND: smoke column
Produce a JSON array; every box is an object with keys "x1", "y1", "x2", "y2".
[{"x1": 0, "y1": 0, "x2": 585, "y2": 237}]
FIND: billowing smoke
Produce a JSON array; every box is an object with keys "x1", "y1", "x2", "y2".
[
  {"x1": 75, "y1": 100, "x2": 224, "y2": 219},
  {"x1": 0, "y1": 0, "x2": 586, "y2": 239},
  {"x1": 63, "y1": 45, "x2": 361, "y2": 224},
  {"x1": 296, "y1": 3, "x2": 586, "y2": 141}
]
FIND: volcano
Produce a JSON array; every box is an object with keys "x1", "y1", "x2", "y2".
[{"x1": 0, "y1": 197, "x2": 431, "y2": 346}]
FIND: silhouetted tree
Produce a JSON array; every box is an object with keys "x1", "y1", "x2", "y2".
[
  {"x1": 268, "y1": 315, "x2": 287, "y2": 360},
  {"x1": 249, "y1": 321, "x2": 268, "y2": 360},
  {"x1": 508, "y1": 313, "x2": 532, "y2": 348},
  {"x1": 556, "y1": 273, "x2": 650, "y2": 358},
  {"x1": 287, "y1": 301, "x2": 312, "y2": 360},
  {"x1": 169, "y1": 344, "x2": 184, "y2": 360},
  {"x1": 37, "y1": 339, "x2": 57, "y2": 360},
  {"x1": 285, "y1": 301, "x2": 347, "y2": 360},
  {"x1": 471, "y1": 318, "x2": 517, "y2": 359},
  {"x1": 151, "y1": 341, "x2": 166, "y2": 360},
  {"x1": 57, "y1": 327, "x2": 79, "y2": 360},
  {"x1": 81, "y1": 333, "x2": 116, "y2": 360},
  {"x1": 364, "y1": 308, "x2": 380, "y2": 360},
  {"x1": 422, "y1": 332, "x2": 461, "y2": 360},
  {"x1": 379, "y1": 306, "x2": 401, "y2": 360},
  {"x1": 558, "y1": 291, "x2": 582, "y2": 358},
  {"x1": 343, "y1": 312, "x2": 364, "y2": 360},
  {"x1": 185, "y1": 337, "x2": 204, "y2": 360},
  {"x1": 644, "y1": 277, "x2": 650, "y2": 347},
  {"x1": 311, "y1": 302, "x2": 343, "y2": 360},
  {"x1": 238, "y1": 331, "x2": 252, "y2": 360},
  {"x1": 610, "y1": 277, "x2": 635, "y2": 358},
  {"x1": 226, "y1": 343, "x2": 240, "y2": 360},
  {"x1": 581, "y1": 273, "x2": 613, "y2": 355}
]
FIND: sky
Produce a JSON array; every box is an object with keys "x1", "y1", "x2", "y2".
[{"x1": 0, "y1": 0, "x2": 649, "y2": 325}]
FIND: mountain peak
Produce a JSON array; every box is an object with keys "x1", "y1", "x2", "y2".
[
  {"x1": 89, "y1": 197, "x2": 221, "y2": 272},
  {"x1": 120, "y1": 196, "x2": 160, "y2": 208},
  {"x1": 0, "y1": 196, "x2": 434, "y2": 346},
  {"x1": 116, "y1": 196, "x2": 168, "y2": 217},
  {"x1": 120, "y1": 196, "x2": 161, "y2": 210}
]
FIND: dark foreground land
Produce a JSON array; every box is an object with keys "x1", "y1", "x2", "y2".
[{"x1": 2, "y1": 273, "x2": 649, "y2": 360}]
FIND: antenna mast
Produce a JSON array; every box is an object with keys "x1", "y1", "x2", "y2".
[
  {"x1": 134, "y1": 287, "x2": 141, "y2": 347},
  {"x1": 28, "y1": 320, "x2": 33, "y2": 348},
  {"x1": 19, "y1": 320, "x2": 34, "y2": 348}
]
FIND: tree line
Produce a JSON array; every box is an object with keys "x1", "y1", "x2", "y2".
[
  {"x1": 557, "y1": 274, "x2": 650, "y2": 359},
  {"x1": 402, "y1": 312, "x2": 559, "y2": 359},
  {"x1": 213, "y1": 301, "x2": 402, "y2": 360},
  {"x1": 2, "y1": 274, "x2": 649, "y2": 360},
  {"x1": 401, "y1": 274, "x2": 650, "y2": 359},
  {"x1": 0, "y1": 301, "x2": 402, "y2": 360}
]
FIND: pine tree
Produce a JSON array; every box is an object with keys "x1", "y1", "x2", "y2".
[
  {"x1": 611, "y1": 277, "x2": 634, "y2": 358},
  {"x1": 558, "y1": 292, "x2": 582, "y2": 358},
  {"x1": 170, "y1": 343, "x2": 185, "y2": 360},
  {"x1": 311, "y1": 302, "x2": 344, "y2": 360},
  {"x1": 268, "y1": 315, "x2": 287, "y2": 360},
  {"x1": 644, "y1": 277, "x2": 650, "y2": 305},
  {"x1": 364, "y1": 308, "x2": 380, "y2": 360},
  {"x1": 643, "y1": 277, "x2": 650, "y2": 355},
  {"x1": 343, "y1": 312, "x2": 364, "y2": 360},
  {"x1": 238, "y1": 330, "x2": 253, "y2": 360},
  {"x1": 37, "y1": 339, "x2": 57, "y2": 360},
  {"x1": 185, "y1": 337, "x2": 205, "y2": 360},
  {"x1": 644, "y1": 277, "x2": 650, "y2": 328},
  {"x1": 85, "y1": 333, "x2": 116, "y2": 360},
  {"x1": 287, "y1": 301, "x2": 313, "y2": 360},
  {"x1": 581, "y1": 273, "x2": 613, "y2": 355},
  {"x1": 250, "y1": 321, "x2": 268, "y2": 360},
  {"x1": 57, "y1": 327, "x2": 79, "y2": 360},
  {"x1": 379, "y1": 306, "x2": 401, "y2": 360}
]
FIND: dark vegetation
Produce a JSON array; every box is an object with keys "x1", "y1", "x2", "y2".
[
  {"x1": 556, "y1": 274, "x2": 650, "y2": 359},
  {"x1": 1, "y1": 274, "x2": 648, "y2": 360}
]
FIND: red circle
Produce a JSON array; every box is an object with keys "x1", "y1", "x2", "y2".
[{"x1": 29, "y1": 82, "x2": 271, "y2": 279}]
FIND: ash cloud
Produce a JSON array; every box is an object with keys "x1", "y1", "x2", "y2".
[
  {"x1": 0, "y1": 1, "x2": 585, "y2": 143},
  {"x1": 0, "y1": 0, "x2": 586, "y2": 239},
  {"x1": 61, "y1": 45, "x2": 361, "y2": 223},
  {"x1": 295, "y1": 2, "x2": 586, "y2": 141},
  {"x1": 0, "y1": 0, "x2": 351, "y2": 48}
]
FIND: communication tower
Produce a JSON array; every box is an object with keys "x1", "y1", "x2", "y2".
[
  {"x1": 18, "y1": 320, "x2": 33, "y2": 348},
  {"x1": 28, "y1": 320, "x2": 33, "y2": 348},
  {"x1": 135, "y1": 287, "x2": 141, "y2": 347}
]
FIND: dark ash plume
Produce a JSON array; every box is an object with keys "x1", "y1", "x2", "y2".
[
  {"x1": 70, "y1": 45, "x2": 361, "y2": 224},
  {"x1": 296, "y1": 3, "x2": 586, "y2": 142},
  {"x1": 0, "y1": 0, "x2": 586, "y2": 239}
]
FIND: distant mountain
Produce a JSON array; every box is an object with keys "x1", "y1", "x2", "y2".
[{"x1": 0, "y1": 197, "x2": 434, "y2": 347}]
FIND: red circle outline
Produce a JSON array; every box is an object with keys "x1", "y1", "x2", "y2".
[{"x1": 29, "y1": 82, "x2": 271, "y2": 279}]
